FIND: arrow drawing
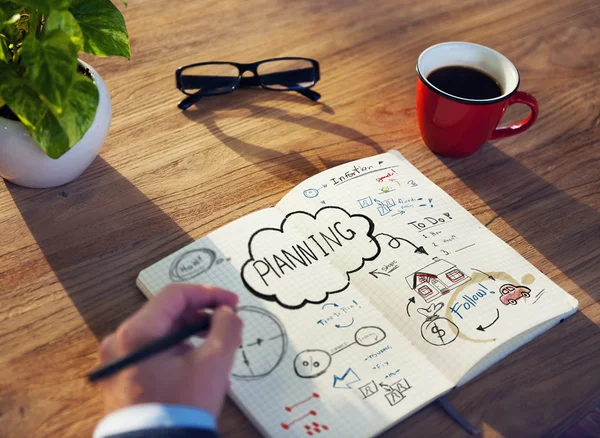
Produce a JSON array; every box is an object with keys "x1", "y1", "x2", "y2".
[
  {"x1": 322, "y1": 303, "x2": 339, "y2": 309},
  {"x1": 472, "y1": 268, "x2": 495, "y2": 281},
  {"x1": 390, "y1": 178, "x2": 402, "y2": 188},
  {"x1": 477, "y1": 309, "x2": 500, "y2": 332},
  {"x1": 241, "y1": 350, "x2": 254, "y2": 376},
  {"x1": 335, "y1": 318, "x2": 355, "y2": 329},
  {"x1": 379, "y1": 382, "x2": 393, "y2": 392},
  {"x1": 369, "y1": 269, "x2": 391, "y2": 279},
  {"x1": 406, "y1": 297, "x2": 416, "y2": 317},
  {"x1": 247, "y1": 338, "x2": 264, "y2": 347},
  {"x1": 333, "y1": 368, "x2": 360, "y2": 389},
  {"x1": 376, "y1": 232, "x2": 428, "y2": 255}
]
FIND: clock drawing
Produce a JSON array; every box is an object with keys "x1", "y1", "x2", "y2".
[{"x1": 232, "y1": 306, "x2": 288, "y2": 380}]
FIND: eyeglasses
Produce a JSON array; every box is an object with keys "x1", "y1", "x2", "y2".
[{"x1": 175, "y1": 57, "x2": 321, "y2": 110}]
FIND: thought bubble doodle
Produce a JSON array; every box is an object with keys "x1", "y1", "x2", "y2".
[
  {"x1": 241, "y1": 206, "x2": 380, "y2": 309},
  {"x1": 169, "y1": 248, "x2": 217, "y2": 281}
]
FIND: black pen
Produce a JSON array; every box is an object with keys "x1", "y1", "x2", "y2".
[{"x1": 87, "y1": 316, "x2": 212, "y2": 382}]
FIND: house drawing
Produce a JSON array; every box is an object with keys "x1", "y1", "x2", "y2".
[{"x1": 405, "y1": 258, "x2": 470, "y2": 303}]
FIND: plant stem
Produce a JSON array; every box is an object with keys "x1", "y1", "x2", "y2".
[{"x1": 28, "y1": 9, "x2": 41, "y2": 38}]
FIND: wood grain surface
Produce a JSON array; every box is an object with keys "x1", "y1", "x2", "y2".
[{"x1": 1, "y1": 0, "x2": 599, "y2": 436}]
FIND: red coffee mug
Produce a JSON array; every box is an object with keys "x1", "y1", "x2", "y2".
[{"x1": 416, "y1": 42, "x2": 538, "y2": 157}]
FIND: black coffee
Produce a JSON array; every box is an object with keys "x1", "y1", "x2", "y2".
[{"x1": 427, "y1": 66, "x2": 502, "y2": 100}]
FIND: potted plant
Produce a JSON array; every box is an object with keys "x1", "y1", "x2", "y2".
[{"x1": 0, "y1": 0, "x2": 130, "y2": 188}]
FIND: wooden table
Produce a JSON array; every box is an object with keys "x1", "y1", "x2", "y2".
[{"x1": 1, "y1": 0, "x2": 599, "y2": 436}]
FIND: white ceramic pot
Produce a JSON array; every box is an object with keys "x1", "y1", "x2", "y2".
[{"x1": 0, "y1": 60, "x2": 111, "y2": 188}]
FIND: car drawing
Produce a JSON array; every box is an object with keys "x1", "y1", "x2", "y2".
[{"x1": 499, "y1": 284, "x2": 531, "y2": 305}]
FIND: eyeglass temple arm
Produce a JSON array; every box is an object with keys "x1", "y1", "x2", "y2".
[
  {"x1": 296, "y1": 88, "x2": 321, "y2": 101},
  {"x1": 178, "y1": 93, "x2": 202, "y2": 110}
]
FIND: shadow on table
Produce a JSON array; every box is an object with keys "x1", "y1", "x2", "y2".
[
  {"x1": 181, "y1": 89, "x2": 385, "y2": 183},
  {"x1": 7, "y1": 157, "x2": 193, "y2": 340},
  {"x1": 435, "y1": 143, "x2": 600, "y2": 437},
  {"x1": 440, "y1": 143, "x2": 599, "y2": 304}
]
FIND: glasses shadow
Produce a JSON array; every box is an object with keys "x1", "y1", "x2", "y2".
[
  {"x1": 5, "y1": 157, "x2": 194, "y2": 340},
  {"x1": 180, "y1": 89, "x2": 385, "y2": 183}
]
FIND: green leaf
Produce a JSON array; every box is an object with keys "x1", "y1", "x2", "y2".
[
  {"x1": 4, "y1": 13, "x2": 20, "y2": 24},
  {"x1": 119, "y1": 0, "x2": 127, "y2": 6},
  {"x1": 0, "y1": 37, "x2": 9, "y2": 62},
  {"x1": 70, "y1": 0, "x2": 130, "y2": 59},
  {"x1": 0, "y1": 62, "x2": 69, "y2": 157},
  {"x1": 0, "y1": 63, "x2": 99, "y2": 159},
  {"x1": 18, "y1": 0, "x2": 71, "y2": 14},
  {"x1": 55, "y1": 73, "x2": 98, "y2": 147},
  {"x1": 21, "y1": 30, "x2": 77, "y2": 115},
  {"x1": 44, "y1": 10, "x2": 83, "y2": 51}
]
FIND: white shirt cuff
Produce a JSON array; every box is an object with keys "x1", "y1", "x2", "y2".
[{"x1": 93, "y1": 403, "x2": 216, "y2": 438}]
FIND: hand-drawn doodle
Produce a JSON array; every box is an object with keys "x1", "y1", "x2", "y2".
[
  {"x1": 335, "y1": 317, "x2": 354, "y2": 329},
  {"x1": 281, "y1": 393, "x2": 328, "y2": 434},
  {"x1": 417, "y1": 303, "x2": 459, "y2": 346},
  {"x1": 358, "y1": 380, "x2": 379, "y2": 399},
  {"x1": 294, "y1": 350, "x2": 332, "y2": 378},
  {"x1": 281, "y1": 392, "x2": 329, "y2": 436},
  {"x1": 499, "y1": 284, "x2": 531, "y2": 305},
  {"x1": 332, "y1": 368, "x2": 360, "y2": 389},
  {"x1": 303, "y1": 188, "x2": 320, "y2": 198},
  {"x1": 472, "y1": 268, "x2": 495, "y2": 281},
  {"x1": 532, "y1": 288, "x2": 546, "y2": 305},
  {"x1": 322, "y1": 302, "x2": 339, "y2": 309},
  {"x1": 294, "y1": 326, "x2": 386, "y2": 378},
  {"x1": 408, "y1": 213, "x2": 453, "y2": 232},
  {"x1": 406, "y1": 258, "x2": 470, "y2": 303},
  {"x1": 281, "y1": 410, "x2": 317, "y2": 430},
  {"x1": 354, "y1": 326, "x2": 386, "y2": 346},
  {"x1": 169, "y1": 248, "x2": 217, "y2": 281},
  {"x1": 476, "y1": 308, "x2": 500, "y2": 332},
  {"x1": 375, "y1": 168, "x2": 397, "y2": 183},
  {"x1": 231, "y1": 307, "x2": 287, "y2": 380},
  {"x1": 378, "y1": 186, "x2": 395, "y2": 194},
  {"x1": 241, "y1": 206, "x2": 380, "y2": 310},
  {"x1": 455, "y1": 243, "x2": 476, "y2": 253},
  {"x1": 329, "y1": 164, "x2": 399, "y2": 186},
  {"x1": 285, "y1": 393, "x2": 320, "y2": 412},
  {"x1": 406, "y1": 297, "x2": 416, "y2": 317},
  {"x1": 357, "y1": 196, "x2": 373, "y2": 209},
  {"x1": 449, "y1": 283, "x2": 496, "y2": 320},
  {"x1": 379, "y1": 377, "x2": 411, "y2": 406},
  {"x1": 369, "y1": 269, "x2": 390, "y2": 278},
  {"x1": 375, "y1": 232, "x2": 428, "y2": 255},
  {"x1": 303, "y1": 421, "x2": 329, "y2": 436},
  {"x1": 375, "y1": 198, "x2": 396, "y2": 216}
]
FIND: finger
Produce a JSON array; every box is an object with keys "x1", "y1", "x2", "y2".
[
  {"x1": 99, "y1": 333, "x2": 118, "y2": 363},
  {"x1": 195, "y1": 306, "x2": 243, "y2": 364},
  {"x1": 117, "y1": 284, "x2": 238, "y2": 352},
  {"x1": 178, "y1": 309, "x2": 213, "y2": 332}
]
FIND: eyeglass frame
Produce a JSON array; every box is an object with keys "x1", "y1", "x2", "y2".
[{"x1": 175, "y1": 57, "x2": 321, "y2": 110}]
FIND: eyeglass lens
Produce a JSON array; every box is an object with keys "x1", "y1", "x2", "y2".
[{"x1": 180, "y1": 63, "x2": 240, "y2": 95}]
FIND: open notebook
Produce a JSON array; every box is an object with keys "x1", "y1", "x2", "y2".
[{"x1": 137, "y1": 150, "x2": 578, "y2": 437}]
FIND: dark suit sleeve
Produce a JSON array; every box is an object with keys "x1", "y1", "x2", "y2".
[{"x1": 104, "y1": 427, "x2": 219, "y2": 438}]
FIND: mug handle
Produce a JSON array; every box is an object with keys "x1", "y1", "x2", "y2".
[{"x1": 490, "y1": 91, "x2": 539, "y2": 140}]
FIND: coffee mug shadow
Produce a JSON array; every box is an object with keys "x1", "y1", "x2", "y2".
[
  {"x1": 439, "y1": 143, "x2": 599, "y2": 304},
  {"x1": 434, "y1": 143, "x2": 600, "y2": 437},
  {"x1": 6, "y1": 157, "x2": 194, "y2": 339},
  {"x1": 181, "y1": 89, "x2": 385, "y2": 183}
]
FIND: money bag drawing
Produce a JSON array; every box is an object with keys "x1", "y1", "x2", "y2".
[{"x1": 417, "y1": 302, "x2": 459, "y2": 346}]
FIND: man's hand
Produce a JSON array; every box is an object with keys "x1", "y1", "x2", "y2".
[{"x1": 98, "y1": 284, "x2": 242, "y2": 417}]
